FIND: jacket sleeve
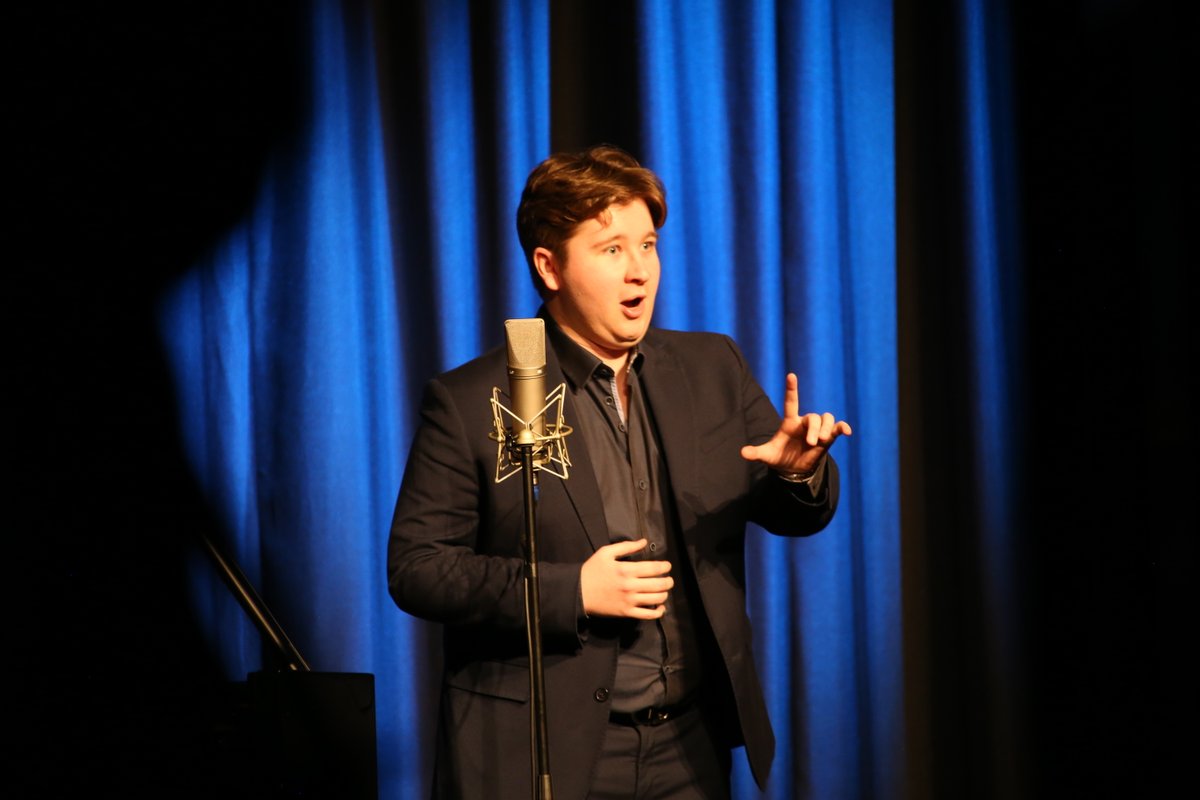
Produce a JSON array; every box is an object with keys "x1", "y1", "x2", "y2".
[{"x1": 386, "y1": 377, "x2": 584, "y2": 638}]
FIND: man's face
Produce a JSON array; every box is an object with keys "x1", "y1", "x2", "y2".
[{"x1": 536, "y1": 200, "x2": 660, "y2": 363}]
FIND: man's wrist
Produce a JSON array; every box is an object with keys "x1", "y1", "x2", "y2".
[{"x1": 774, "y1": 468, "x2": 816, "y2": 484}]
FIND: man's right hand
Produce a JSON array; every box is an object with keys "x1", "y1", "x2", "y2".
[{"x1": 580, "y1": 539, "x2": 673, "y2": 619}]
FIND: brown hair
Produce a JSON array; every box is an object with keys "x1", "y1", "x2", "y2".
[{"x1": 516, "y1": 144, "x2": 667, "y2": 298}]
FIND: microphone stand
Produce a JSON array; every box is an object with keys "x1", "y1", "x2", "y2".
[
  {"x1": 517, "y1": 444, "x2": 553, "y2": 800},
  {"x1": 491, "y1": 379, "x2": 570, "y2": 800}
]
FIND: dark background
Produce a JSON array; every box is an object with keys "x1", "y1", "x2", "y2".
[
  {"x1": 12, "y1": 1, "x2": 1190, "y2": 797},
  {"x1": 12, "y1": 4, "x2": 305, "y2": 796},
  {"x1": 1013, "y1": 1, "x2": 1191, "y2": 796},
  {"x1": 899, "y1": 0, "x2": 1191, "y2": 796}
]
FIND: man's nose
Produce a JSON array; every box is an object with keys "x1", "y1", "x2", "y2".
[{"x1": 626, "y1": 253, "x2": 650, "y2": 283}]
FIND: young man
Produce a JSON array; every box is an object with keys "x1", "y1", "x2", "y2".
[{"x1": 388, "y1": 145, "x2": 851, "y2": 799}]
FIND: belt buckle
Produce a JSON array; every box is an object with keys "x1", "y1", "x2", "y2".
[{"x1": 642, "y1": 706, "x2": 670, "y2": 726}]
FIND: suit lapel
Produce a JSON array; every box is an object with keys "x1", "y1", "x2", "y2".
[
  {"x1": 543, "y1": 344, "x2": 612, "y2": 553},
  {"x1": 639, "y1": 335, "x2": 701, "y2": 514}
]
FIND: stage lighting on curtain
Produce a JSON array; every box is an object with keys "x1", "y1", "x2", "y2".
[
  {"x1": 157, "y1": 0, "x2": 416, "y2": 794},
  {"x1": 153, "y1": 0, "x2": 1023, "y2": 796},
  {"x1": 157, "y1": 1, "x2": 550, "y2": 797},
  {"x1": 637, "y1": 1, "x2": 901, "y2": 797}
]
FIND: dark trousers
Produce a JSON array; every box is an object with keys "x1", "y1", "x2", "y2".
[{"x1": 588, "y1": 706, "x2": 732, "y2": 799}]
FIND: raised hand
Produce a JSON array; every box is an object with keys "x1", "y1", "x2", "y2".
[{"x1": 740, "y1": 372, "x2": 852, "y2": 477}]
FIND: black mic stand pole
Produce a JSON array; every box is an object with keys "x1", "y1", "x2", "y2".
[{"x1": 517, "y1": 442, "x2": 553, "y2": 800}]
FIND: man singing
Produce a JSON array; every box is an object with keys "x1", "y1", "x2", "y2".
[{"x1": 388, "y1": 145, "x2": 851, "y2": 799}]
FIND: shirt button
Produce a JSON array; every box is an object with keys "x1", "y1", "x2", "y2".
[
  {"x1": 593, "y1": 687, "x2": 610, "y2": 703},
  {"x1": 638, "y1": 479, "x2": 647, "y2": 490},
  {"x1": 648, "y1": 543, "x2": 657, "y2": 552},
  {"x1": 604, "y1": 396, "x2": 614, "y2": 406}
]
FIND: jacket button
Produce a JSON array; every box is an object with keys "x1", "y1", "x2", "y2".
[{"x1": 593, "y1": 687, "x2": 609, "y2": 703}]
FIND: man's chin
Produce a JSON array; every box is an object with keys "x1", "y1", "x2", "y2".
[
  {"x1": 617, "y1": 328, "x2": 648, "y2": 346},
  {"x1": 620, "y1": 317, "x2": 652, "y2": 342}
]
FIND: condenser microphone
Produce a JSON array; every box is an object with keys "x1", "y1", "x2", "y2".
[
  {"x1": 490, "y1": 318, "x2": 571, "y2": 483},
  {"x1": 505, "y1": 318, "x2": 547, "y2": 447}
]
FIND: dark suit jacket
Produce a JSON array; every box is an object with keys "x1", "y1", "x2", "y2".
[{"x1": 388, "y1": 326, "x2": 839, "y2": 799}]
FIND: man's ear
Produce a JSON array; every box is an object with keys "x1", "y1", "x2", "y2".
[{"x1": 532, "y1": 247, "x2": 561, "y2": 293}]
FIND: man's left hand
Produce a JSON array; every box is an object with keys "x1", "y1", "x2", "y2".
[{"x1": 740, "y1": 372, "x2": 852, "y2": 477}]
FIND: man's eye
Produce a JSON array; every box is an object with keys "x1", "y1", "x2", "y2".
[
  {"x1": 607, "y1": 246, "x2": 620, "y2": 254},
  {"x1": 641, "y1": 241, "x2": 656, "y2": 251}
]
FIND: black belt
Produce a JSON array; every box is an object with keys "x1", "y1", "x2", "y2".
[{"x1": 609, "y1": 695, "x2": 697, "y2": 727}]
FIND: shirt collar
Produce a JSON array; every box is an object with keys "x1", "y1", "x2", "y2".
[{"x1": 540, "y1": 306, "x2": 645, "y2": 389}]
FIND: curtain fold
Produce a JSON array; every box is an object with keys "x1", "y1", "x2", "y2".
[
  {"x1": 894, "y1": 0, "x2": 1023, "y2": 796},
  {"x1": 959, "y1": 0, "x2": 1023, "y2": 795}
]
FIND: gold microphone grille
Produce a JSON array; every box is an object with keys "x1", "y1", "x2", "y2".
[{"x1": 505, "y1": 318, "x2": 545, "y2": 371}]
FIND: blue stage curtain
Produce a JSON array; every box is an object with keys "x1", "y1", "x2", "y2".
[
  {"x1": 636, "y1": 2, "x2": 899, "y2": 797},
  {"x1": 156, "y1": 1, "x2": 1015, "y2": 797}
]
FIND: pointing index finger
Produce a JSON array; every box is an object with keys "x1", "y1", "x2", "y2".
[{"x1": 783, "y1": 372, "x2": 799, "y2": 419}]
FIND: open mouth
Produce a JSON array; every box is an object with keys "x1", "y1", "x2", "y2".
[{"x1": 620, "y1": 296, "x2": 647, "y2": 319}]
